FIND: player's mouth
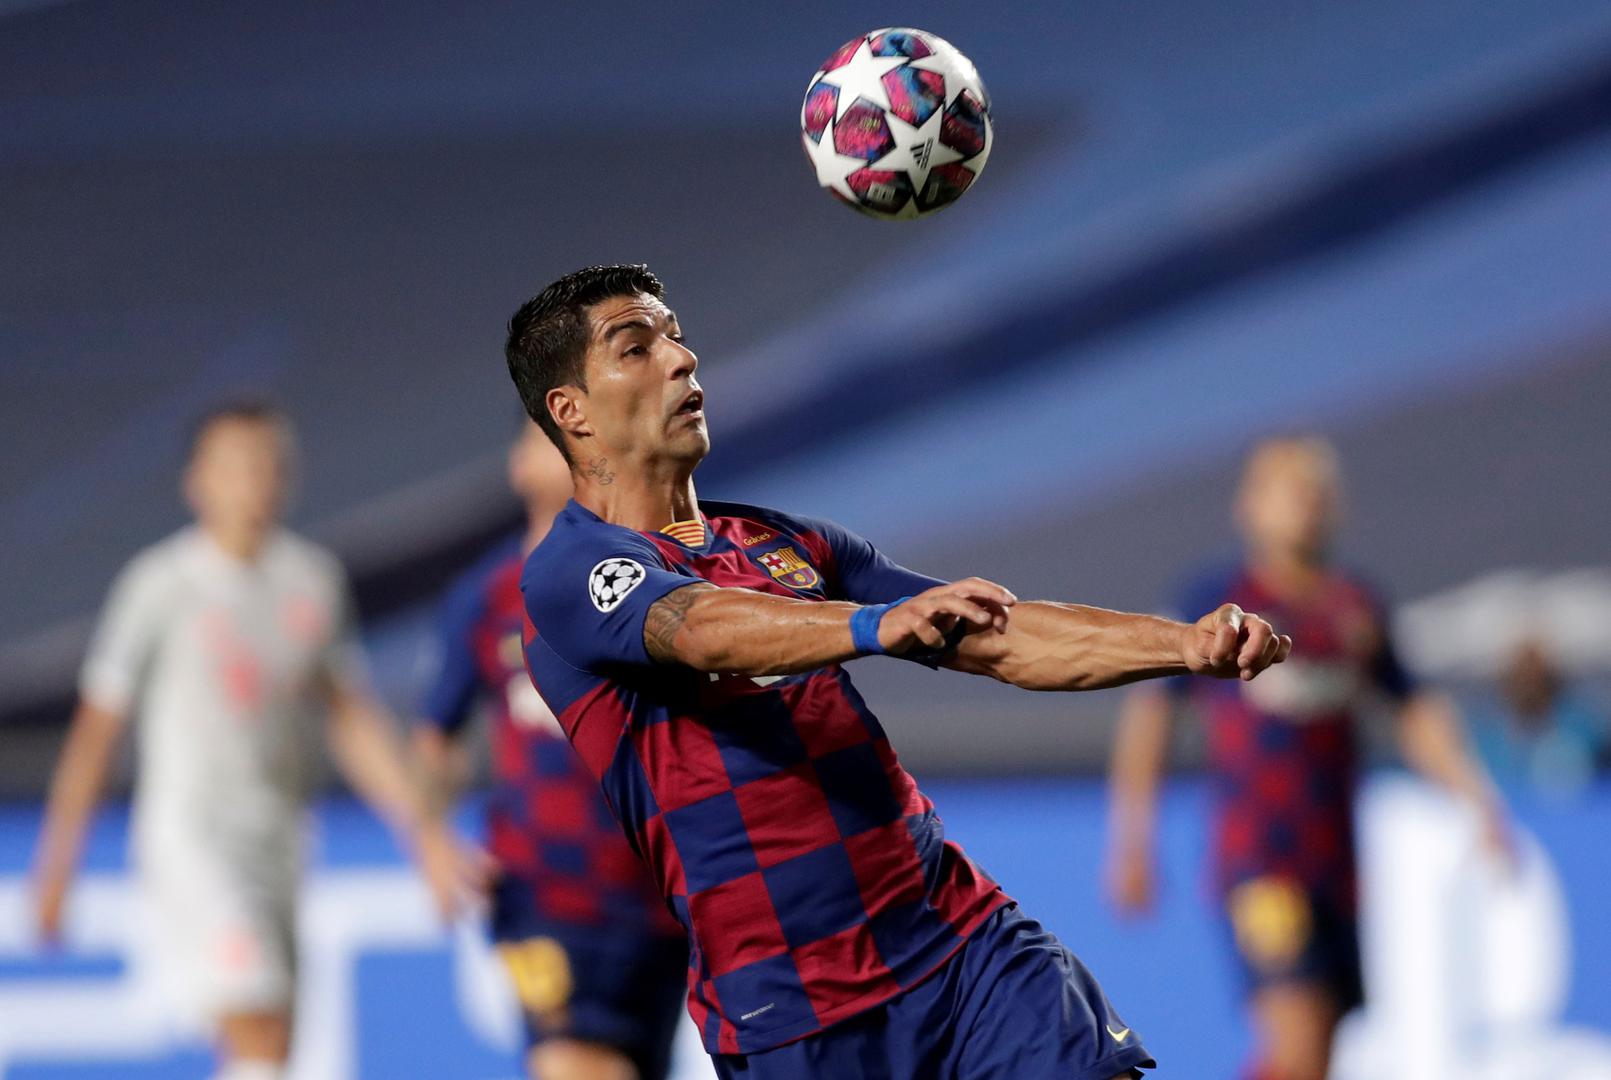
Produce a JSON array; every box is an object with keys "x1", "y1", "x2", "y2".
[{"x1": 672, "y1": 388, "x2": 705, "y2": 421}]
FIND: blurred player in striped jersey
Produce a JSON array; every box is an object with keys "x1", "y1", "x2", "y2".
[
  {"x1": 31, "y1": 402, "x2": 464, "y2": 1080},
  {"x1": 413, "y1": 421, "x2": 686, "y2": 1080},
  {"x1": 1106, "y1": 435, "x2": 1506, "y2": 1080}
]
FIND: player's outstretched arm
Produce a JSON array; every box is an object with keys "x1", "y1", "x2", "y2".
[
  {"x1": 32, "y1": 699, "x2": 125, "y2": 944},
  {"x1": 1396, "y1": 690, "x2": 1512, "y2": 861},
  {"x1": 641, "y1": 578, "x2": 1016, "y2": 676},
  {"x1": 945, "y1": 601, "x2": 1291, "y2": 692},
  {"x1": 1106, "y1": 687, "x2": 1175, "y2": 916},
  {"x1": 325, "y1": 683, "x2": 488, "y2": 918}
]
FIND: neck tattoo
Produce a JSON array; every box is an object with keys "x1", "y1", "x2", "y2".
[{"x1": 584, "y1": 456, "x2": 615, "y2": 486}]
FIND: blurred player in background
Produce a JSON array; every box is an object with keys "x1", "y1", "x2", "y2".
[
  {"x1": 502, "y1": 264, "x2": 1297, "y2": 1080},
  {"x1": 1106, "y1": 435, "x2": 1506, "y2": 1080},
  {"x1": 414, "y1": 420, "x2": 686, "y2": 1080},
  {"x1": 31, "y1": 402, "x2": 463, "y2": 1080}
]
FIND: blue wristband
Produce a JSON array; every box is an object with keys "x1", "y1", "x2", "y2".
[{"x1": 850, "y1": 596, "x2": 913, "y2": 656}]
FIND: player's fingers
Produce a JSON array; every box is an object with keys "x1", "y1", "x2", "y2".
[
  {"x1": 1239, "y1": 630, "x2": 1280, "y2": 681},
  {"x1": 1109, "y1": 853, "x2": 1154, "y2": 916},
  {"x1": 952, "y1": 578, "x2": 1018, "y2": 608},
  {"x1": 1481, "y1": 807, "x2": 1518, "y2": 875},
  {"x1": 893, "y1": 610, "x2": 945, "y2": 650},
  {"x1": 929, "y1": 595, "x2": 995, "y2": 628},
  {"x1": 1209, "y1": 620, "x2": 1239, "y2": 666},
  {"x1": 32, "y1": 885, "x2": 65, "y2": 948},
  {"x1": 1200, "y1": 604, "x2": 1243, "y2": 665},
  {"x1": 910, "y1": 618, "x2": 947, "y2": 650},
  {"x1": 1274, "y1": 635, "x2": 1293, "y2": 663},
  {"x1": 954, "y1": 593, "x2": 1013, "y2": 633},
  {"x1": 1237, "y1": 618, "x2": 1274, "y2": 670},
  {"x1": 952, "y1": 576, "x2": 1017, "y2": 602}
]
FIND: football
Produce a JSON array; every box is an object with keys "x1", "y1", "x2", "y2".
[{"x1": 801, "y1": 27, "x2": 993, "y2": 220}]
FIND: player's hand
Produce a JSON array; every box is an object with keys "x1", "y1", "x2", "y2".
[
  {"x1": 1182, "y1": 603, "x2": 1291, "y2": 681},
  {"x1": 411, "y1": 820, "x2": 494, "y2": 921},
  {"x1": 31, "y1": 867, "x2": 69, "y2": 948},
  {"x1": 1476, "y1": 797, "x2": 1518, "y2": 875},
  {"x1": 878, "y1": 578, "x2": 1017, "y2": 655},
  {"x1": 1106, "y1": 843, "x2": 1157, "y2": 917}
]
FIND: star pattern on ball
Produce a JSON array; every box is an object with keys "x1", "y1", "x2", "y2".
[
  {"x1": 811, "y1": 37, "x2": 909, "y2": 118},
  {"x1": 873, "y1": 106, "x2": 968, "y2": 199},
  {"x1": 802, "y1": 121, "x2": 870, "y2": 202},
  {"x1": 905, "y1": 49, "x2": 983, "y2": 107}
]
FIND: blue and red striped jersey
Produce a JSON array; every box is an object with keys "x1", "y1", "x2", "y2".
[
  {"x1": 521, "y1": 499, "x2": 1008, "y2": 1054},
  {"x1": 1170, "y1": 563, "x2": 1414, "y2": 910},
  {"x1": 420, "y1": 538, "x2": 679, "y2": 937}
]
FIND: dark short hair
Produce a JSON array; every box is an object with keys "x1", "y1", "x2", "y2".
[
  {"x1": 505, "y1": 264, "x2": 665, "y2": 462},
  {"x1": 185, "y1": 399, "x2": 290, "y2": 462}
]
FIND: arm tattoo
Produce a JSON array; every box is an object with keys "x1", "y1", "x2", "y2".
[
  {"x1": 584, "y1": 456, "x2": 615, "y2": 486},
  {"x1": 643, "y1": 583, "x2": 715, "y2": 663}
]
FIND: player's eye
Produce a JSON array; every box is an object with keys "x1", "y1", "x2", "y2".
[{"x1": 623, "y1": 344, "x2": 647, "y2": 358}]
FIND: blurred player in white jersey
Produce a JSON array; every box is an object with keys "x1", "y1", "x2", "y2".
[{"x1": 31, "y1": 402, "x2": 465, "y2": 1080}]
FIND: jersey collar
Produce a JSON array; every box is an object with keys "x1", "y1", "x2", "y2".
[
  {"x1": 562, "y1": 498, "x2": 713, "y2": 552},
  {"x1": 657, "y1": 516, "x2": 710, "y2": 550}
]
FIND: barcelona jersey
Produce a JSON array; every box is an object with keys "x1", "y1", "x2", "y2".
[
  {"x1": 420, "y1": 539, "x2": 679, "y2": 938},
  {"x1": 521, "y1": 500, "x2": 1008, "y2": 1054},
  {"x1": 1169, "y1": 563, "x2": 1414, "y2": 912}
]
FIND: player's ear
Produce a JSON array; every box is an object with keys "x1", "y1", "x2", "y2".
[{"x1": 547, "y1": 386, "x2": 593, "y2": 441}]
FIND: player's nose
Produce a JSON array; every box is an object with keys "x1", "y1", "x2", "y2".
[{"x1": 666, "y1": 337, "x2": 698, "y2": 379}]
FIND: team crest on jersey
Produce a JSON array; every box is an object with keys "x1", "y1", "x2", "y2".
[{"x1": 757, "y1": 546, "x2": 820, "y2": 590}]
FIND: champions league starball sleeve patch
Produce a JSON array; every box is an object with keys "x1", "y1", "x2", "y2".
[
  {"x1": 524, "y1": 510, "x2": 701, "y2": 672},
  {"x1": 588, "y1": 558, "x2": 648, "y2": 613}
]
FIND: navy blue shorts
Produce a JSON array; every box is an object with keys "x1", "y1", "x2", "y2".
[
  {"x1": 1223, "y1": 875, "x2": 1364, "y2": 1011},
  {"x1": 711, "y1": 902, "x2": 1154, "y2": 1080},
  {"x1": 490, "y1": 875, "x2": 688, "y2": 1080}
]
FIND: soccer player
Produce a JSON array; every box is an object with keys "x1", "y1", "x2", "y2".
[
  {"x1": 31, "y1": 402, "x2": 463, "y2": 1080},
  {"x1": 414, "y1": 420, "x2": 687, "y2": 1080},
  {"x1": 1105, "y1": 435, "x2": 1506, "y2": 1080},
  {"x1": 501, "y1": 264, "x2": 1294, "y2": 1080}
]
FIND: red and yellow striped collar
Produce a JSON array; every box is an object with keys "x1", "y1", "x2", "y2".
[{"x1": 660, "y1": 517, "x2": 707, "y2": 548}]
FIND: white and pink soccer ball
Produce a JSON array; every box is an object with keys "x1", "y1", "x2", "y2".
[{"x1": 800, "y1": 27, "x2": 994, "y2": 220}]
